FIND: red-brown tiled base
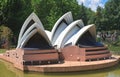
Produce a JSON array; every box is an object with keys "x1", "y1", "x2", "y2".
[{"x1": 0, "y1": 54, "x2": 120, "y2": 73}]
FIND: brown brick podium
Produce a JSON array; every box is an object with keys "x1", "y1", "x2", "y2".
[
  {"x1": 3, "y1": 48, "x2": 59, "y2": 66},
  {"x1": 61, "y1": 46, "x2": 111, "y2": 61}
]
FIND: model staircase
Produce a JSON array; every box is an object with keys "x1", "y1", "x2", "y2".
[
  {"x1": 23, "y1": 49, "x2": 59, "y2": 65},
  {"x1": 85, "y1": 46, "x2": 112, "y2": 61}
]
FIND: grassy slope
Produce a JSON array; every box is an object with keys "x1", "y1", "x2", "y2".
[
  {"x1": 0, "y1": 49, "x2": 6, "y2": 53},
  {"x1": 108, "y1": 45, "x2": 120, "y2": 55}
]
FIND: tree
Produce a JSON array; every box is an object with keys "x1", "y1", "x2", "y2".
[
  {"x1": 79, "y1": 3, "x2": 88, "y2": 25},
  {"x1": 0, "y1": 0, "x2": 8, "y2": 25},
  {"x1": 94, "y1": 6, "x2": 103, "y2": 31},
  {"x1": 104, "y1": 0, "x2": 120, "y2": 30},
  {"x1": 87, "y1": 8, "x2": 95, "y2": 25},
  {"x1": 46, "y1": 3, "x2": 62, "y2": 30},
  {"x1": 33, "y1": 0, "x2": 87, "y2": 30},
  {"x1": 0, "y1": 0, "x2": 98, "y2": 37},
  {"x1": 0, "y1": 0, "x2": 33, "y2": 35}
]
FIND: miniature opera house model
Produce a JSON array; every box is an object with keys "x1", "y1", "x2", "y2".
[{"x1": 4, "y1": 12, "x2": 111, "y2": 66}]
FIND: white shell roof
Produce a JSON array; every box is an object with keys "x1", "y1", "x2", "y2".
[
  {"x1": 18, "y1": 13, "x2": 44, "y2": 43},
  {"x1": 17, "y1": 12, "x2": 97, "y2": 50},
  {"x1": 17, "y1": 13, "x2": 51, "y2": 48},
  {"x1": 54, "y1": 20, "x2": 84, "y2": 48},
  {"x1": 45, "y1": 30, "x2": 52, "y2": 40},
  {"x1": 65, "y1": 24, "x2": 96, "y2": 46},
  {"x1": 51, "y1": 12, "x2": 73, "y2": 45}
]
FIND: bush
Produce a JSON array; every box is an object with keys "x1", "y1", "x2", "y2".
[{"x1": 0, "y1": 25, "x2": 13, "y2": 49}]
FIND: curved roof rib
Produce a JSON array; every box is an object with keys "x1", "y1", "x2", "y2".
[
  {"x1": 17, "y1": 23, "x2": 51, "y2": 48},
  {"x1": 20, "y1": 29, "x2": 38, "y2": 48},
  {"x1": 18, "y1": 23, "x2": 52, "y2": 49},
  {"x1": 51, "y1": 12, "x2": 73, "y2": 45},
  {"x1": 64, "y1": 24, "x2": 96, "y2": 47},
  {"x1": 54, "y1": 20, "x2": 84, "y2": 48},
  {"x1": 18, "y1": 13, "x2": 44, "y2": 44}
]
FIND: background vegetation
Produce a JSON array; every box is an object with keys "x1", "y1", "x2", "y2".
[
  {"x1": 1, "y1": 0, "x2": 120, "y2": 34},
  {"x1": 0, "y1": 0, "x2": 120, "y2": 53}
]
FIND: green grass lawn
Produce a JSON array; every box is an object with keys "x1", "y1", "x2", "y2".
[
  {"x1": 103, "y1": 40, "x2": 120, "y2": 55},
  {"x1": 108, "y1": 45, "x2": 120, "y2": 55},
  {"x1": 0, "y1": 49, "x2": 6, "y2": 53}
]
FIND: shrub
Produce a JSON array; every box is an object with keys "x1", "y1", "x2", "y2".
[{"x1": 0, "y1": 25, "x2": 13, "y2": 49}]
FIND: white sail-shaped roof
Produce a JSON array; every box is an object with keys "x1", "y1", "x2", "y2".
[
  {"x1": 65, "y1": 24, "x2": 96, "y2": 46},
  {"x1": 20, "y1": 26, "x2": 51, "y2": 48},
  {"x1": 18, "y1": 13, "x2": 44, "y2": 44},
  {"x1": 17, "y1": 13, "x2": 51, "y2": 49},
  {"x1": 51, "y1": 12, "x2": 73, "y2": 45},
  {"x1": 54, "y1": 20, "x2": 84, "y2": 48},
  {"x1": 16, "y1": 12, "x2": 99, "y2": 50},
  {"x1": 17, "y1": 23, "x2": 51, "y2": 48}
]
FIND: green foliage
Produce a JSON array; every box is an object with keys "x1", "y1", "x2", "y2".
[
  {"x1": 108, "y1": 45, "x2": 120, "y2": 55},
  {"x1": 0, "y1": 25, "x2": 13, "y2": 41},
  {"x1": 0, "y1": 0, "x2": 33, "y2": 35},
  {"x1": 0, "y1": 25, "x2": 13, "y2": 49},
  {"x1": 0, "y1": 0, "x2": 120, "y2": 51},
  {"x1": 94, "y1": 0, "x2": 120, "y2": 31},
  {"x1": 33, "y1": 0, "x2": 87, "y2": 30},
  {"x1": 0, "y1": 0, "x2": 120, "y2": 36},
  {"x1": 0, "y1": 49, "x2": 6, "y2": 53},
  {"x1": 0, "y1": 0, "x2": 94, "y2": 33}
]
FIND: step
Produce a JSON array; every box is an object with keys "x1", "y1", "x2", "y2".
[
  {"x1": 86, "y1": 53, "x2": 111, "y2": 60},
  {"x1": 86, "y1": 50, "x2": 110, "y2": 55},
  {"x1": 24, "y1": 49, "x2": 58, "y2": 54},
  {"x1": 85, "y1": 46, "x2": 108, "y2": 52},
  {"x1": 23, "y1": 53, "x2": 59, "y2": 61}
]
